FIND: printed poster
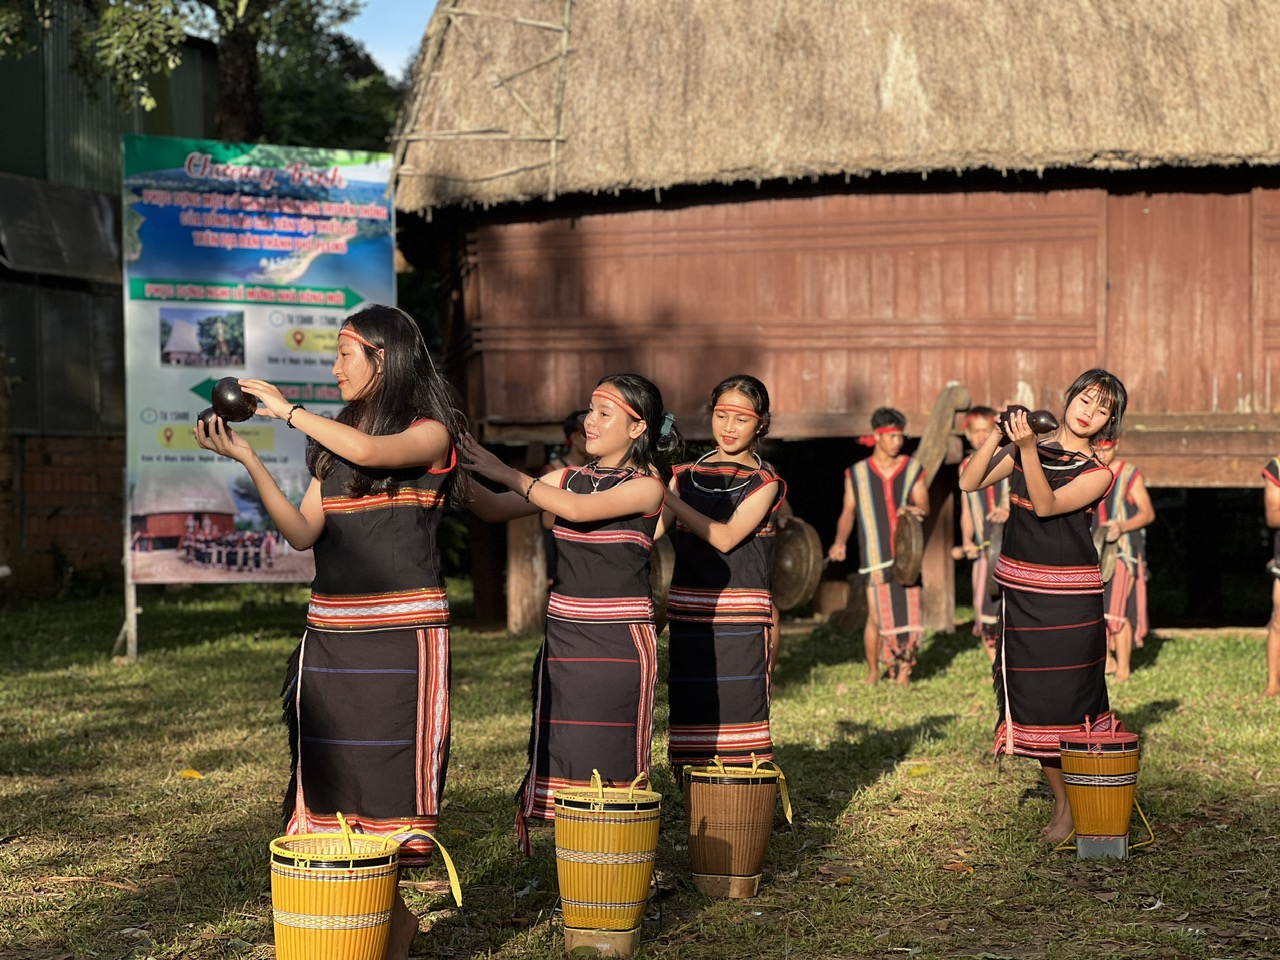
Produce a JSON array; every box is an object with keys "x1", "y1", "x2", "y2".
[{"x1": 122, "y1": 134, "x2": 395, "y2": 584}]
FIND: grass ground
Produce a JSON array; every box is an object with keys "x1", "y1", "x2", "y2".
[{"x1": 2, "y1": 583, "x2": 1278, "y2": 959}]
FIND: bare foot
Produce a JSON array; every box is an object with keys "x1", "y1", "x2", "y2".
[
  {"x1": 1042, "y1": 806, "x2": 1074, "y2": 846},
  {"x1": 1265, "y1": 684, "x2": 1279, "y2": 697},
  {"x1": 1113, "y1": 670, "x2": 1130, "y2": 684},
  {"x1": 866, "y1": 666, "x2": 882, "y2": 685},
  {"x1": 1043, "y1": 810, "x2": 1074, "y2": 845},
  {"x1": 895, "y1": 667, "x2": 912, "y2": 686}
]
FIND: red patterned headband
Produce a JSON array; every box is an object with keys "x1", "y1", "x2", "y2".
[
  {"x1": 339, "y1": 327, "x2": 377, "y2": 351},
  {"x1": 714, "y1": 402, "x2": 761, "y2": 420},
  {"x1": 1093, "y1": 439, "x2": 1116, "y2": 448},
  {"x1": 592, "y1": 388, "x2": 641, "y2": 421},
  {"x1": 962, "y1": 411, "x2": 994, "y2": 427},
  {"x1": 858, "y1": 426, "x2": 904, "y2": 447}
]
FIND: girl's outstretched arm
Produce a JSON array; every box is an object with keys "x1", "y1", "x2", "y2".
[
  {"x1": 196, "y1": 417, "x2": 326, "y2": 549},
  {"x1": 465, "y1": 474, "x2": 544, "y2": 523},
  {"x1": 239, "y1": 379, "x2": 452, "y2": 470},
  {"x1": 460, "y1": 434, "x2": 664, "y2": 522}
]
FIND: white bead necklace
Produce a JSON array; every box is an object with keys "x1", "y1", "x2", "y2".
[{"x1": 688, "y1": 450, "x2": 761, "y2": 494}]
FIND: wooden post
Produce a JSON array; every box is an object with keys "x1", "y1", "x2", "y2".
[
  {"x1": 506, "y1": 513, "x2": 547, "y2": 634},
  {"x1": 922, "y1": 479, "x2": 956, "y2": 632},
  {"x1": 471, "y1": 519, "x2": 505, "y2": 624},
  {"x1": 915, "y1": 385, "x2": 970, "y2": 635}
]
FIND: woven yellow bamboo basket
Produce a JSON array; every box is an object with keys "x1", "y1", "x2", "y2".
[
  {"x1": 554, "y1": 770, "x2": 661, "y2": 956},
  {"x1": 269, "y1": 812, "x2": 400, "y2": 960},
  {"x1": 684, "y1": 755, "x2": 793, "y2": 898},
  {"x1": 1060, "y1": 721, "x2": 1140, "y2": 838}
]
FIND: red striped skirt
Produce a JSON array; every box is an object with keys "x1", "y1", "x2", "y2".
[
  {"x1": 285, "y1": 625, "x2": 451, "y2": 866},
  {"x1": 517, "y1": 616, "x2": 657, "y2": 849},
  {"x1": 667, "y1": 620, "x2": 773, "y2": 768},
  {"x1": 993, "y1": 587, "x2": 1109, "y2": 759}
]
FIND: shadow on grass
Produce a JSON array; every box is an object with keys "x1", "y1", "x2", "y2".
[
  {"x1": 1118, "y1": 697, "x2": 1180, "y2": 733},
  {"x1": 779, "y1": 715, "x2": 959, "y2": 822},
  {"x1": 0, "y1": 776, "x2": 282, "y2": 958},
  {"x1": 1129, "y1": 629, "x2": 1170, "y2": 676},
  {"x1": 770, "y1": 622, "x2": 861, "y2": 690},
  {"x1": 913, "y1": 624, "x2": 984, "y2": 683},
  {"x1": 0, "y1": 585, "x2": 308, "y2": 675}
]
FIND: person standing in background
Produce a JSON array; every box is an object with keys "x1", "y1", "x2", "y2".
[
  {"x1": 828, "y1": 407, "x2": 929, "y2": 685},
  {"x1": 958, "y1": 407, "x2": 1009, "y2": 662},
  {"x1": 1093, "y1": 438, "x2": 1156, "y2": 682}
]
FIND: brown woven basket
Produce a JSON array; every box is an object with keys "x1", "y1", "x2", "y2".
[{"x1": 683, "y1": 756, "x2": 793, "y2": 898}]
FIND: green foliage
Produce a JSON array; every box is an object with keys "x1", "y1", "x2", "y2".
[
  {"x1": 258, "y1": 18, "x2": 404, "y2": 151},
  {"x1": 0, "y1": 0, "x2": 392, "y2": 150},
  {"x1": 70, "y1": 1, "x2": 189, "y2": 111}
]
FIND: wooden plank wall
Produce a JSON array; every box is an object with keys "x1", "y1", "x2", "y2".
[{"x1": 464, "y1": 187, "x2": 1280, "y2": 487}]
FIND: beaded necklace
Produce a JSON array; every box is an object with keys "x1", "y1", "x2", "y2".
[
  {"x1": 577, "y1": 460, "x2": 637, "y2": 493},
  {"x1": 688, "y1": 450, "x2": 762, "y2": 494}
]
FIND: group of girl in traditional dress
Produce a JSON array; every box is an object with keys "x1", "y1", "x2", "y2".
[
  {"x1": 195, "y1": 304, "x2": 1131, "y2": 950},
  {"x1": 460, "y1": 373, "x2": 785, "y2": 848},
  {"x1": 196, "y1": 305, "x2": 785, "y2": 956}
]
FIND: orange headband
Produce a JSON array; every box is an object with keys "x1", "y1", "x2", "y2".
[
  {"x1": 714, "y1": 402, "x2": 761, "y2": 420},
  {"x1": 592, "y1": 388, "x2": 641, "y2": 421},
  {"x1": 340, "y1": 327, "x2": 377, "y2": 351},
  {"x1": 1093, "y1": 439, "x2": 1116, "y2": 448}
]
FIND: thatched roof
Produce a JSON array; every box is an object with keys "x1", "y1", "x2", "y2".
[{"x1": 393, "y1": 0, "x2": 1280, "y2": 213}]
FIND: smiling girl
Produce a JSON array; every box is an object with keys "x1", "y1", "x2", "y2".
[
  {"x1": 662, "y1": 375, "x2": 785, "y2": 771},
  {"x1": 959, "y1": 368, "x2": 1128, "y2": 846},
  {"x1": 460, "y1": 373, "x2": 681, "y2": 850},
  {"x1": 195, "y1": 304, "x2": 467, "y2": 958}
]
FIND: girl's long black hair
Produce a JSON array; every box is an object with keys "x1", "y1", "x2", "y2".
[
  {"x1": 598, "y1": 373, "x2": 683, "y2": 480},
  {"x1": 710, "y1": 374, "x2": 771, "y2": 448},
  {"x1": 307, "y1": 304, "x2": 468, "y2": 502},
  {"x1": 1064, "y1": 368, "x2": 1128, "y2": 445}
]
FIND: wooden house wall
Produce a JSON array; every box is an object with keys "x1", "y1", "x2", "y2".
[{"x1": 462, "y1": 187, "x2": 1280, "y2": 488}]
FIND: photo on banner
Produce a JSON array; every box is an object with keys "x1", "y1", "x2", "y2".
[{"x1": 122, "y1": 134, "x2": 395, "y2": 584}]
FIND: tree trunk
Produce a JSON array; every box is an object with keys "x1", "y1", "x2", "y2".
[{"x1": 216, "y1": 18, "x2": 264, "y2": 142}]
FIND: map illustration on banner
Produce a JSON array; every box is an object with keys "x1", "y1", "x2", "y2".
[{"x1": 123, "y1": 135, "x2": 395, "y2": 584}]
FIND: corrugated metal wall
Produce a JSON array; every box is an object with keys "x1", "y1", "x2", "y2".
[
  {"x1": 41, "y1": 8, "x2": 145, "y2": 194},
  {"x1": 0, "y1": 2, "x2": 219, "y2": 194}
]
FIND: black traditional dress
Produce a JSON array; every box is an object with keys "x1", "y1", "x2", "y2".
[
  {"x1": 847, "y1": 455, "x2": 925, "y2": 670},
  {"x1": 517, "y1": 464, "x2": 662, "y2": 848},
  {"x1": 666, "y1": 457, "x2": 784, "y2": 768},
  {"x1": 285, "y1": 437, "x2": 454, "y2": 866},
  {"x1": 992, "y1": 444, "x2": 1113, "y2": 758}
]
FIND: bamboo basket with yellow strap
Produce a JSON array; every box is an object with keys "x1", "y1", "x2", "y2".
[
  {"x1": 269, "y1": 812, "x2": 462, "y2": 960},
  {"x1": 684, "y1": 755, "x2": 793, "y2": 898},
  {"x1": 554, "y1": 771, "x2": 661, "y2": 958},
  {"x1": 1056, "y1": 716, "x2": 1154, "y2": 860}
]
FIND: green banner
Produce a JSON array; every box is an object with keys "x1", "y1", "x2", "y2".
[{"x1": 129, "y1": 277, "x2": 363, "y2": 310}]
